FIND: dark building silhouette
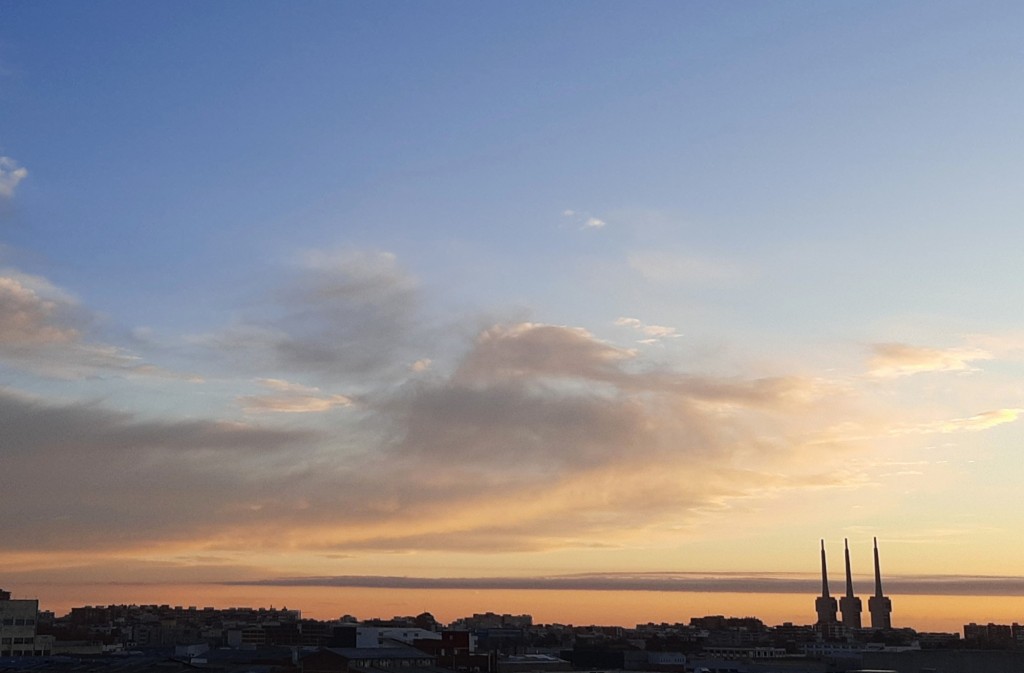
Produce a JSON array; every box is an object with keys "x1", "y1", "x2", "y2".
[
  {"x1": 839, "y1": 538, "x2": 862, "y2": 629},
  {"x1": 869, "y1": 536, "x2": 893, "y2": 630},
  {"x1": 814, "y1": 540, "x2": 838, "y2": 627}
]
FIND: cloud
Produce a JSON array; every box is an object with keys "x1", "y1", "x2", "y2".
[
  {"x1": 893, "y1": 408, "x2": 1023, "y2": 436},
  {"x1": 816, "y1": 408, "x2": 1023, "y2": 446},
  {"x1": 628, "y1": 250, "x2": 744, "y2": 284},
  {"x1": 0, "y1": 387, "x2": 320, "y2": 551},
  {"x1": 868, "y1": 343, "x2": 992, "y2": 378},
  {"x1": 562, "y1": 209, "x2": 607, "y2": 230},
  {"x1": 454, "y1": 322, "x2": 634, "y2": 384},
  {"x1": 410, "y1": 358, "x2": 432, "y2": 372},
  {"x1": 5, "y1": 247, "x2": 1000, "y2": 561},
  {"x1": 0, "y1": 273, "x2": 80, "y2": 345},
  {"x1": 238, "y1": 378, "x2": 354, "y2": 413},
  {"x1": 615, "y1": 316, "x2": 680, "y2": 342},
  {"x1": 0, "y1": 156, "x2": 27, "y2": 198},
  {"x1": 226, "y1": 571, "x2": 1024, "y2": 597},
  {"x1": 0, "y1": 270, "x2": 184, "y2": 379},
  {"x1": 346, "y1": 322, "x2": 849, "y2": 552},
  {"x1": 257, "y1": 378, "x2": 321, "y2": 393},
  {"x1": 202, "y1": 249, "x2": 421, "y2": 382},
  {"x1": 0, "y1": 318, "x2": 850, "y2": 556},
  {"x1": 2, "y1": 557, "x2": 268, "y2": 585}
]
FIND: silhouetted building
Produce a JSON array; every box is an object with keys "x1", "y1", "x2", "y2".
[
  {"x1": 964, "y1": 622, "x2": 1015, "y2": 648},
  {"x1": 869, "y1": 537, "x2": 893, "y2": 630},
  {"x1": 414, "y1": 630, "x2": 495, "y2": 672},
  {"x1": 840, "y1": 538, "x2": 863, "y2": 629}
]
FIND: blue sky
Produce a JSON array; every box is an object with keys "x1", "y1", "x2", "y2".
[{"x1": 2, "y1": 1, "x2": 1024, "y2": 626}]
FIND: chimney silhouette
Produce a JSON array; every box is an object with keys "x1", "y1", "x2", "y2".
[
  {"x1": 839, "y1": 538, "x2": 862, "y2": 629},
  {"x1": 868, "y1": 537, "x2": 892, "y2": 629},
  {"x1": 815, "y1": 540, "x2": 838, "y2": 626}
]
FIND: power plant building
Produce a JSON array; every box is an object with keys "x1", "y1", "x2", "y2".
[{"x1": 815, "y1": 539, "x2": 892, "y2": 632}]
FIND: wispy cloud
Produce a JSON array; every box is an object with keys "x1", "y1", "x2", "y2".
[
  {"x1": 562, "y1": 209, "x2": 606, "y2": 230},
  {"x1": 891, "y1": 408, "x2": 1023, "y2": 436},
  {"x1": 0, "y1": 273, "x2": 79, "y2": 345},
  {"x1": 2, "y1": 250, "x2": 1017, "y2": 561},
  {"x1": 0, "y1": 156, "x2": 27, "y2": 198},
  {"x1": 200, "y1": 249, "x2": 422, "y2": 383},
  {"x1": 0, "y1": 317, "x2": 851, "y2": 555},
  {"x1": 225, "y1": 571, "x2": 1024, "y2": 597},
  {"x1": 615, "y1": 316, "x2": 680, "y2": 343},
  {"x1": 239, "y1": 378, "x2": 354, "y2": 414},
  {"x1": 0, "y1": 269, "x2": 186, "y2": 380},
  {"x1": 868, "y1": 343, "x2": 992, "y2": 378},
  {"x1": 813, "y1": 408, "x2": 1023, "y2": 446}
]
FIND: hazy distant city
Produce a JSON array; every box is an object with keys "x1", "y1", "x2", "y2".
[
  {"x1": 4, "y1": 586, "x2": 1024, "y2": 673},
  {"x1": 4, "y1": 539, "x2": 1024, "y2": 673}
]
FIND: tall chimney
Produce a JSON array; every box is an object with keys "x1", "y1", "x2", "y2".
[
  {"x1": 821, "y1": 539, "x2": 830, "y2": 597},
  {"x1": 873, "y1": 536, "x2": 884, "y2": 596},
  {"x1": 868, "y1": 537, "x2": 892, "y2": 629},
  {"x1": 815, "y1": 540, "x2": 838, "y2": 627},
  {"x1": 839, "y1": 538, "x2": 862, "y2": 629}
]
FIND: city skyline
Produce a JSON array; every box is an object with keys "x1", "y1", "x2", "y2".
[
  {"x1": 1, "y1": 577, "x2": 1018, "y2": 635},
  {"x1": 11, "y1": 535, "x2": 1024, "y2": 633},
  {"x1": 8, "y1": 550, "x2": 1024, "y2": 634},
  {"x1": 2, "y1": 2, "x2": 1024, "y2": 636}
]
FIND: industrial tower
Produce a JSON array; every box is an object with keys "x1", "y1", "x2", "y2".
[
  {"x1": 839, "y1": 538, "x2": 862, "y2": 628},
  {"x1": 814, "y1": 539, "x2": 838, "y2": 626},
  {"x1": 868, "y1": 537, "x2": 892, "y2": 629}
]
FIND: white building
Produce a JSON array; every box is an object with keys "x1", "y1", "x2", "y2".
[
  {"x1": 0, "y1": 589, "x2": 52, "y2": 657},
  {"x1": 355, "y1": 626, "x2": 441, "y2": 647}
]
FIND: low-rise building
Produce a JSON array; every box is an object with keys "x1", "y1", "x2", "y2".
[{"x1": 0, "y1": 588, "x2": 52, "y2": 657}]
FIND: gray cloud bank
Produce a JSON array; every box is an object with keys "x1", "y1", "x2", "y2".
[
  {"x1": 0, "y1": 247, "x2": 856, "y2": 555},
  {"x1": 203, "y1": 250, "x2": 423, "y2": 383},
  {"x1": 0, "y1": 388, "x2": 320, "y2": 549},
  {"x1": 0, "y1": 313, "x2": 844, "y2": 554},
  {"x1": 226, "y1": 572, "x2": 1024, "y2": 597},
  {"x1": 3, "y1": 250, "x2": 1018, "y2": 560}
]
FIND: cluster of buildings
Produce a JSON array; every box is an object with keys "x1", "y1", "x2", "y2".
[
  {"x1": 963, "y1": 622, "x2": 1024, "y2": 649},
  {"x1": 4, "y1": 539, "x2": 1024, "y2": 673},
  {"x1": 0, "y1": 588, "x2": 959, "y2": 673}
]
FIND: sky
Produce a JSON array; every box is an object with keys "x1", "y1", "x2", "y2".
[{"x1": 1, "y1": 1, "x2": 1023, "y2": 632}]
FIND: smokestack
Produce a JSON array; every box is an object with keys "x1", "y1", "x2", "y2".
[
  {"x1": 815, "y1": 540, "x2": 838, "y2": 627},
  {"x1": 873, "y1": 536, "x2": 883, "y2": 596},
  {"x1": 839, "y1": 538, "x2": 862, "y2": 629},
  {"x1": 868, "y1": 536, "x2": 892, "y2": 629},
  {"x1": 820, "y1": 539, "x2": 830, "y2": 597},
  {"x1": 845, "y1": 538, "x2": 855, "y2": 597}
]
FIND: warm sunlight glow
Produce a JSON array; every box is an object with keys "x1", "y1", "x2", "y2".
[{"x1": 2, "y1": 3, "x2": 1022, "y2": 648}]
